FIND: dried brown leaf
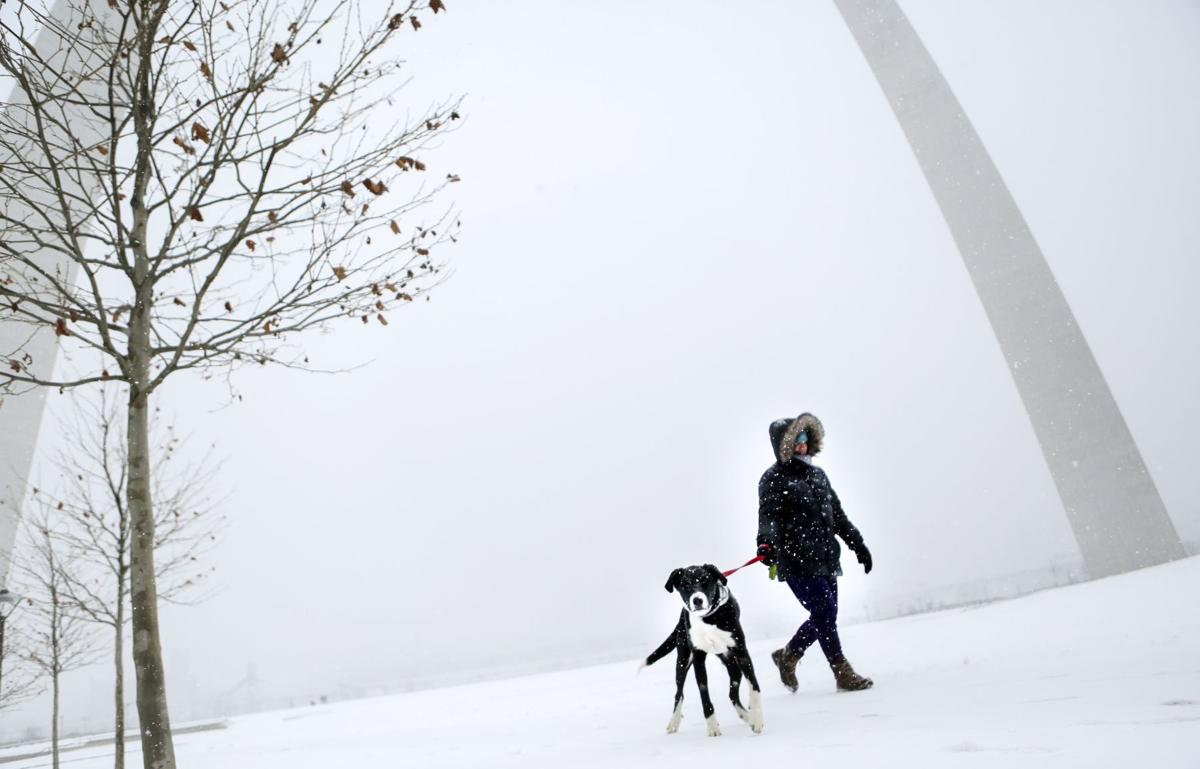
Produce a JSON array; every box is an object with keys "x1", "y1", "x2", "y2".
[
  {"x1": 332, "y1": 266, "x2": 348, "y2": 280},
  {"x1": 188, "y1": 207, "x2": 204, "y2": 222},
  {"x1": 191, "y1": 122, "x2": 211, "y2": 143}
]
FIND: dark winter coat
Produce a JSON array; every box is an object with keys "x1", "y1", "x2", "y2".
[{"x1": 756, "y1": 414, "x2": 867, "y2": 579}]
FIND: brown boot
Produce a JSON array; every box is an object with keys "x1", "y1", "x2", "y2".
[
  {"x1": 771, "y1": 647, "x2": 803, "y2": 693},
  {"x1": 830, "y1": 657, "x2": 873, "y2": 691}
]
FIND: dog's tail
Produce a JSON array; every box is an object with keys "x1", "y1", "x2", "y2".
[{"x1": 642, "y1": 631, "x2": 677, "y2": 669}]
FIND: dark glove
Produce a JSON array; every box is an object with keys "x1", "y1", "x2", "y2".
[
  {"x1": 855, "y1": 544, "x2": 873, "y2": 574},
  {"x1": 756, "y1": 542, "x2": 776, "y2": 567}
]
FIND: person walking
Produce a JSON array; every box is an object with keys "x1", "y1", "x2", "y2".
[{"x1": 755, "y1": 412, "x2": 874, "y2": 692}]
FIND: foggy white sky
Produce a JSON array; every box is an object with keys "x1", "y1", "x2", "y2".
[{"x1": 5, "y1": 0, "x2": 1200, "y2": 736}]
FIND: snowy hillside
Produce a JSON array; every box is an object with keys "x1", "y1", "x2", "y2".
[{"x1": 4, "y1": 556, "x2": 1198, "y2": 769}]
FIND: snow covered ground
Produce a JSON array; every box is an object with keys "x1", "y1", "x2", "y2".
[{"x1": 5, "y1": 556, "x2": 1199, "y2": 769}]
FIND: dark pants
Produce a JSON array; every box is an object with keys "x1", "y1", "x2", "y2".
[{"x1": 784, "y1": 575, "x2": 842, "y2": 662}]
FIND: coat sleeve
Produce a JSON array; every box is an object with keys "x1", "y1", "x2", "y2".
[
  {"x1": 830, "y1": 486, "x2": 866, "y2": 553},
  {"x1": 757, "y1": 470, "x2": 784, "y2": 548}
]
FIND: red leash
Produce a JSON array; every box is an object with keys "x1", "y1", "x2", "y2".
[{"x1": 722, "y1": 555, "x2": 764, "y2": 577}]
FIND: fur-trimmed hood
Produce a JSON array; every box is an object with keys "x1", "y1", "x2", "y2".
[{"x1": 769, "y1": 412, "x2": 825, "y2": 463}]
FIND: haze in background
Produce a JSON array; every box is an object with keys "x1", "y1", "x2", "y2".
[{"x1": 4, "y1": 0, "x2": 1198, "y2": 738}]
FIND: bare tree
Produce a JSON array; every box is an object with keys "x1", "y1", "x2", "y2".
[
  {"x1": 44, "y1": 389, "x2": 223, "y2": 769},
  {"x1": 14, "y1": 504, "x2": 101, "y2": 769},
  {"x1": 0, "y1": 2, "x2": 460, "y2": 766},
  {"x1": 0, "y1": 605, "x2": 44, "y2": 714}
]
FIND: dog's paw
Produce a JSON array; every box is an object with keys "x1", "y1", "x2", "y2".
[
  {"x1": 734, "y1": 705, "x2": 750, "y2": 723},
  {"x1": 749, "y1": 690, "x2": 764, "y2": 733},
  {"x1": 666, "y1": 705, "x2": 683, "y2": 734},
  {"x1": 706, "y1": 715, "x2": 722, "y2": 737},
  {"x1": 636, "y1": 660, "x2": 647, "y2": 675}
]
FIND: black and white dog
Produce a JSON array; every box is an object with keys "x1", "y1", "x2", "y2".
[{"x1": 641, "y1": 564, "x2": 763, "y2": 736}]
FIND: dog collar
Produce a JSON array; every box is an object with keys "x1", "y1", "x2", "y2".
[{"x1": 702, "y1": 584, "x2": 731, "y2": 617}]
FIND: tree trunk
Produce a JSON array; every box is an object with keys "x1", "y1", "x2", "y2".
[
  {"x1": 127, "y1": 379, "x2": 175, "y2": 769},
  {"x1": 51, "y1": 590, "x2": 60, "y2": 769},
  {"x1": 114, "y1": 577, "x2": 126, "y2": 769},
  {"x1": 52, "y1": 667, "x2": 60, "y2": 769},
  {"x1": 127, "y1": 11, "x2": 175, "y2": 750},
  {"x1": 0, "y1": 616, "x2": 6, "y2": 703}
]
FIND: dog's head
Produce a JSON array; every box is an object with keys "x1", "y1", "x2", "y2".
[{"x1": 664, "y1": 564, "x2": 728, "y2": 614}]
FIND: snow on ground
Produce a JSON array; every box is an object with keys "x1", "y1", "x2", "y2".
[{"x1": 5, "y1": 556, "x2": 1199, "y2": 768}]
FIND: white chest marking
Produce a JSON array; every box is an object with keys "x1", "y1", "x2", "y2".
[{"x1": 688, "y1": 614, "x2": 735, "y2": 655}]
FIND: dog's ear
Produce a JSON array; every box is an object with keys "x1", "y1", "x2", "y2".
[
  {"x1": 704, "y1": 563, "x2": 728, "y2": 585},
  {"x1": 664, "y1": 568, "x2": 683, "y2": 593}
]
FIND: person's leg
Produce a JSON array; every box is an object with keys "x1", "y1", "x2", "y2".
[
  {"x1": 785, "y1": 576, "x2": 840, "y2": 660},
  {"x1": 783, "y1": 576, "x2": 818, "y2": 653},
  {"x1": 771, "y1": 575, "x2": 817, "y2": 691},
  {"x1": 774, "y1": 575, "x2": 842, "y2": 692},
  {"x1": 816, "y1": 579, "x2": 874, "y2": 691},
  {"x1": 809, "y1": 577, "x2": 843, "y2": 663}
]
